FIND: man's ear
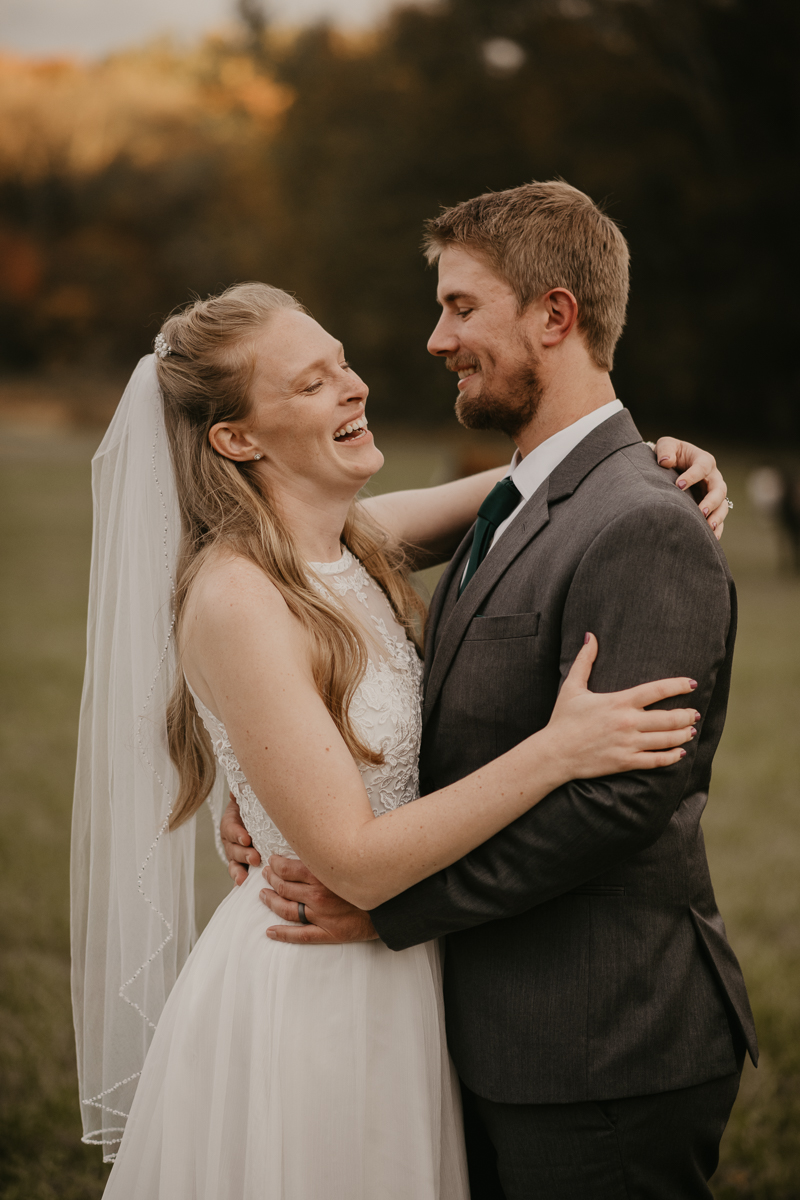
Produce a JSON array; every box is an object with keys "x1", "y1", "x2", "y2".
[
  {"x1": 541, "y1": 288, "x2": 579, "y2": 348},
  {"x1": 209, "y1": 421, "x2": 261, "y2": 462}
]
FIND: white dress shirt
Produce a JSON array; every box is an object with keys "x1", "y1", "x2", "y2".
[{"x1": 461, "y1": 399, "x2": 624, "y2": 587}]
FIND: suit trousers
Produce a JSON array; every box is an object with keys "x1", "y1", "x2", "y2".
[{"x1": 461, "y1": 1051, "x2": 744, "y2": 1200}]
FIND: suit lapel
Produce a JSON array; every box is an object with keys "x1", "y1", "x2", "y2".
[
  {"x1": 422, "y1": 410, "x2": 643, "y2": 727},
  {"x1": 422, "y1": 489, "x2": 549, "y2": 725},
  {"x1": 422, "y1": 528, "x2": 473, "y2": 690}
]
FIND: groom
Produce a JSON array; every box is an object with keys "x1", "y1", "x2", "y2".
[{"x1": 222, "y1": 181, "x2": 756, "y2": 1197}]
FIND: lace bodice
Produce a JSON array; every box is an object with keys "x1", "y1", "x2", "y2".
[{"x1": 191, "y1": 548, "x2": 423, "y2": 862}]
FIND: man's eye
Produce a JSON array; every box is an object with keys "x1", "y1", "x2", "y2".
[{"x1": 457, "y1": 309, "x2": 473, "y2": 319}]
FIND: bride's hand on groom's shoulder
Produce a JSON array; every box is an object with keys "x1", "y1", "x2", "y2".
[
  {"x1": 654, "y1": 436, "x2": 730, "y2": 540},
  {"x1": 261, "y1": 856, "x2": 380, "y2": 945}
]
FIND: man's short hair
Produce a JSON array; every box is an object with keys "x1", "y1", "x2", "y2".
[{"x1": 424, "y1": 180, "x2": 630, "y2": 371}]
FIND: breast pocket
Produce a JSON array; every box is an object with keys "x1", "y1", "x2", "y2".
[
  {"x1": 464, "y1": 612, "x2": 541, "y2": 641},
  {"x1": 454, "y1": 612, "x2": 543, "y2": 757}
]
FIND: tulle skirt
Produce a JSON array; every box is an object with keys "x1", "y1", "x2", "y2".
[{"x1": 103, "y1": 865, "x2": 469, "y2": 1199}]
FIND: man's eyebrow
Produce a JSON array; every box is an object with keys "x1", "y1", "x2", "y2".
[{"x1": 439, "y1": 291, "x2": 475, "y2": 306}]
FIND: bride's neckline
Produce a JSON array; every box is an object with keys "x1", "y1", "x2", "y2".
[{"x1": 307, "y1": 546, "x2": 354, "y2": 575}]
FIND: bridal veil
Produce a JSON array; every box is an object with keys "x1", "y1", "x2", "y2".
[{"x1": 70, "y1": 355, "x2": 224, "y2": 1160}]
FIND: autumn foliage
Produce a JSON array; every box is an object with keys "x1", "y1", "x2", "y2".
[{"x1": 0, "y1": 0, "x2": 797, "y2": 438}]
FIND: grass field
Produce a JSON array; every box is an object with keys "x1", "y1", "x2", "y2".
[{"x1": 1, "y1": 420, "x2": 798, "y2": 1198}]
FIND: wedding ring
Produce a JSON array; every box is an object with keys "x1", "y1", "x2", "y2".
[
  {"x1": 297, "y1": 901, "x2": 310, "y2": 925},
  {"x1": 726, "y1": 499, "x2": 734, "y2": 510}
]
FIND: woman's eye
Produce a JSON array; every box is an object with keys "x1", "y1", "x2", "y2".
[
  {"x1": 340, "y1": 360, "x2": 351, "y2": 371},
  {"x1": 304, "y1": 380, "x2": 323, "y2": 394}
]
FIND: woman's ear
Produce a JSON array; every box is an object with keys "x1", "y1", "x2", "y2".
[
  {"x1": 541, "y1": 288, "x2": 579, "y2": 348},
  {"x1": 209, "y1": 421, "x2": 261, "y2": 462}
]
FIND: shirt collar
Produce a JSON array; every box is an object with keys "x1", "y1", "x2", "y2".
[{"x1": 507, "y1": 399, "x2": 624, "y2": 500}]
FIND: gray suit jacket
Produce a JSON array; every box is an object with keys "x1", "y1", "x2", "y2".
[{"x1": 371, "y1": 410, "x2": 757, "y2": 1105}]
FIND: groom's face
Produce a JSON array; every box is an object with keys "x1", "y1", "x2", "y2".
[{"x1": 428, "y1": 246, "x2": 544, "y2": 440}]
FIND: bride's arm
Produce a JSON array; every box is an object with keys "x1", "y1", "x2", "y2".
[
  {"x1": 360, "y1": 465, "x2": 507, "y2": 570},
  {"x1": 360, "y1": 438, "x2": 729, "y2": 570},
  {"x1": 185, "y1": 558, "x2": 698, "y2": 912}
]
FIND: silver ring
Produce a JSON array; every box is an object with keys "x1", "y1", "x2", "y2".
[
  {"x1": 726, "y1": 499, "x2": 733, "y2": 510},
  {"x1": 297, "y1": 901, "x2": 310, "y2": 925}
]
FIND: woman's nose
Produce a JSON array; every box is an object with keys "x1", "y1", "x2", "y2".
[{"x1": 347, "y1": 374, "x2": 369, "y2": 401}]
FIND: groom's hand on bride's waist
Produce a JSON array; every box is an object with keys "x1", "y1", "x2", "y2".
[
  {"x1": 261, "y1": 856, "x2": 379, "y2": 945},
  {"x1": 220, "y1": 796, "x2": 377, "y2": 942}
]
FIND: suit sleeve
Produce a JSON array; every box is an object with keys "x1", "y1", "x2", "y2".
[{"x1": 371, "y1": 498, "x2": 734, "y2": 951}]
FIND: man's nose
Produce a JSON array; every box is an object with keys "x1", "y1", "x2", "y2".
[{"x1": 427, "y1": 313, "x2": 458, "y2": 357}]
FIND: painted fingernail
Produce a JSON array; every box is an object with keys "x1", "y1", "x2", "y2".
[
  {"x1": 689, "y1": 680, "x2": 698, "y2": 689},
  {"x1": 680, "y1": 748, "x2": 687, "y2": 758},
  {"x1": 702, "y1": 507, "x2": 709, "y2": 516},
  {"x1": 677, "y1": 480, "x2": 688, "y2": 490},
  {"x1": 694, "y1": 711, "x2": 702, "y2": 721},
  {"x1": 690, "y1": 727, "x2": 698, "y2": 738},
  {"x1": 584, "y1": 633, "x2": 590, "y2": 644}
]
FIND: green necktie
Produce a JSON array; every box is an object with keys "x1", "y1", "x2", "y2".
[{"x1": 459, "y1": 477, "x2": 523, "y2": 596}]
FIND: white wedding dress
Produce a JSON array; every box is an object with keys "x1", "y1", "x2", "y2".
[{"x1": 103, "y1": 549, "x2": 469, "y2": 1200}]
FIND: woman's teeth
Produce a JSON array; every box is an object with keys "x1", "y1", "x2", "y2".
[{"x1": 333, "y1": 417, "x2": 368, "y2": 440}]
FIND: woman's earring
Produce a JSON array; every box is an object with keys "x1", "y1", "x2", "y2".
[{"x1": 253, "y1": 453, "x2": 263, "y2": 461}]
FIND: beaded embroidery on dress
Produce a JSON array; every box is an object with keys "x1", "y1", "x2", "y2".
[
  {"x1": 191, "y1": 546, "x2": 422, "y2": 857},
  {"x1": 102, "y1": 549, "x2": 467, "y2": 1200},
  {"x1": 306, "y1": 547, "x2": 423, "y2": 818}
]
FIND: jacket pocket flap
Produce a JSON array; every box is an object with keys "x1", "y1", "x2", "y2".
[
  {"x1": 465, "y1": 612, "x2": 540, "y2": 640},
  {"x1": 571, "y1": 884, "x2": 626, "y2": 897}
]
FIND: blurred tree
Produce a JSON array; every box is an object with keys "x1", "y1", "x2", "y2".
[
  {"x1": 0, "y1": 42, "x2": 290, "y2": 366},
  {"x1": 0, "y1": 0, "x2": 796, "y2": 439}
]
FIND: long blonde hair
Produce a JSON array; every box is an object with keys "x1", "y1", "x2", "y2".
[{"x1": 156, "y1": 282, "x2": 426, "y2": 831}]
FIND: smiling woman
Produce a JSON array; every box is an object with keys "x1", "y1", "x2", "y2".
[
  {"x1": 154, "y1": 287, "x2": 423, "y2": 820},
  {"x1": 203, "y1": 308, "x2": 385, "y2": 544}
]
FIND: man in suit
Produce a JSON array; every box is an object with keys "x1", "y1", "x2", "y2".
[{"x1": 223, "y1": 181, "x2": 755, "y2": 1197}]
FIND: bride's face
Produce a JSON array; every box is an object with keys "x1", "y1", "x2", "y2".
[{"x1": 232, "y1": 310, "x2": 384, "y2": 498}]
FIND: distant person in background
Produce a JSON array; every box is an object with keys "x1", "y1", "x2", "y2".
[
  {"x1": 748, "y1": 465, "x2": 800, "y2": 571},
  {"x1": 228, "y1": 181, "x2": 756, "y2": 1200}
]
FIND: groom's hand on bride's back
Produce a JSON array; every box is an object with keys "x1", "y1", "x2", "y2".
[
  {"x1": 220, "y1": 794, "x2": 262, "y2": 885},
  {"x1": 261, "y1": 856, "x2": 379, "y2": 944}
]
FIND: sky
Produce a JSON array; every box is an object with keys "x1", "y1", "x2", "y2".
[{"x1": 0, "y1": 0, "x2": 420, "y2": 58}]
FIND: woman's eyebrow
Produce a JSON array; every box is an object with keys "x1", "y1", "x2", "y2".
[{"x1": 289, "y1": 343, "x2": 345, "y2": 389}]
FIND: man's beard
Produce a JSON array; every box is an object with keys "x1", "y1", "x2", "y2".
[{"x1": 450, "y1": 343, "x2": 544, "y2": 440}]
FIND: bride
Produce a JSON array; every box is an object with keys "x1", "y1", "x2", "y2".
[{"x1": 72, "y1": 281, "x2": 722, "y2": 1199}]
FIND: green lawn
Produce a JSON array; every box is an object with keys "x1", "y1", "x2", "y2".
[{"x1": 0, "y1": 422, "x2": 798, "y2": 1198}]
